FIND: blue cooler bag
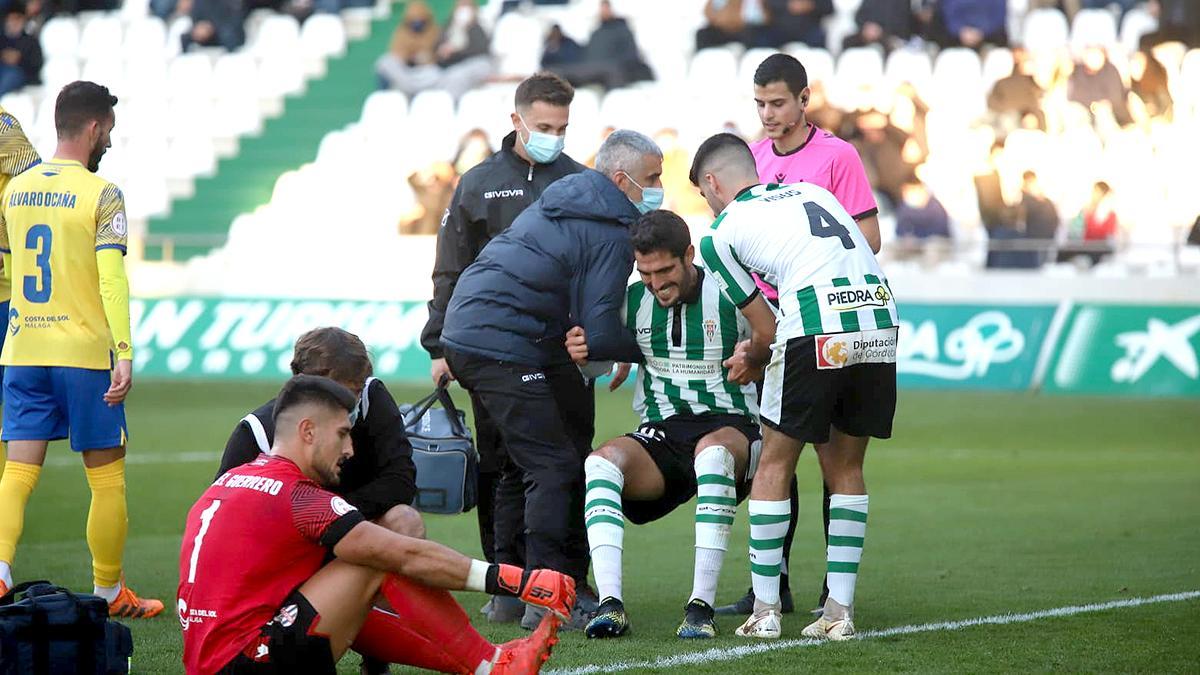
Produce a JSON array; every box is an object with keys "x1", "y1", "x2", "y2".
[
  {"x1": 0, "y1": 581, "x2": 132, "y2": 674},
  {"x1": 400, "y1": 382, "x2": 479, "y2": 515}
]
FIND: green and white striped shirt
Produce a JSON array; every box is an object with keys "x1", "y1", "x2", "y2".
[
  {"x1": 699, "y1": 182, "x2": 899, "y2": 339},
  {"x1": 624, "y1": 267, "x2": 759, "y2": 423}
]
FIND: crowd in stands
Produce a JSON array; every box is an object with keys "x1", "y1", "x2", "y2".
[{"x1": 361, "y1": 0, "x2": 1200, "y2": 275}]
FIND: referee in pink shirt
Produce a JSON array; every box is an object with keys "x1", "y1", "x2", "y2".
[{"x1": 716, "y1": 52, "x2": 882, "y2": 620}]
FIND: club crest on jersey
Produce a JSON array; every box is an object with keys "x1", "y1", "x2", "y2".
[
  {"x1": 330, "y1": 496, "x2": 356, "y2": 516},
  {"x1": 703, "y1": 318, "x2": 717, "y2": 342},
  {"x1": 274, "y1": 604, "x2": 298, "y2": 628},
  {"x1": 816, "y1": 336, "x2": 849, "y2": 369},
  {"x1": 8, "y1": 306, "x2": 18, "y2": 336}
]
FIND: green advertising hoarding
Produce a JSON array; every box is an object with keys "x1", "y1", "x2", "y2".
[
  {"x1": 896, "y1": 304, "x2": 1059, "y2": 391},
  {"x1": 129, "y1": 297, "x2": 1200, "y2": 398},
  {"x1": 1045, "y1": 304, "x2": 1200, "y2": 398},
  {"x1": 130, "y1": 298, "x2": 432, "y2": 381}
]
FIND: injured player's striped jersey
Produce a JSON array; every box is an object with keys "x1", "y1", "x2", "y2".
[
  {"x1": 699, "y1": 182, "x2": 898, "y2": 340},
  {"x1": 624, "y1": 268, "x2": 758, "y2": 423}
]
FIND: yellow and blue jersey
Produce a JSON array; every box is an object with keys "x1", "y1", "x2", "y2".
[
  {"x1": 0, "y1": 107, "x2": 42, "y2": 305},
  {"x1": 0, "y1": 159, "x2": 128, "y2": 370}
]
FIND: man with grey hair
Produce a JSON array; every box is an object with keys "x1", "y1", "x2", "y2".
[{"x1": 441, "y1": 129, "x2": 664, "y2": 629}]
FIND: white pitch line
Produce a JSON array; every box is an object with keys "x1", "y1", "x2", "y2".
[
  {"x1": 42, "y1": 451, "x2": 222, "y2": 468},
  {"x1": 548, "y1": 590, "x2": 1200, "y2": 675}
]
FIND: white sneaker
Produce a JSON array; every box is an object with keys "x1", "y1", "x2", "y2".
[
  {"x1": 734, "y1": 600, "x2": 782, "y2": 639},
  {"x1": 801, "y1": 612, "x2": 855, "y2": 641}
]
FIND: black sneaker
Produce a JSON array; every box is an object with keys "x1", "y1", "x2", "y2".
[
  {"x1": 359, "y1": 655, "x2": 390, "y2": 675},
  {"x1": 676, "y1": 598, "x2": 717, "y2": 638},
  {"x1": 714, "y1": 587, "x2": 795, "y2": 615},
  {"x1": 584, "y1": 596, "x2": 630, "y2": 638}
]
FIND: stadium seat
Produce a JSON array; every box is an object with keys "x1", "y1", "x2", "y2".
[
  {"x1": 122, "y1": 16, "x2": 168, "y2": 61},
  {"x1": 0, "y1": 92, "x2": 35, "y2": 128},
  {"x1": 166, "y1": 136, "x2": 218, "y2": 181},
  {"x1": 300, "y1": 14, "x2": 346, "y2": 78},
  {"x1": 257, "y1": 56, "x2": 306, "y2": 108},
  {"x1": 167, "y1": 54, "x2": 214, "y2": 102},
  {"x1": 930, "y1": 48, "x2": 983, "y2": 114},
  {"x1": 689, "y1": 48, "x2": 739, "y2": 92},
  {"x1": 491, "y1": 11, "x2": 544, "y2": 77},
  {"x1": 738, "y1": 48, "x2": 778, "y2": 85},
  {"x1": 123, "y1": 57, "x2": 169, "y2": 100},
  {"x1": 212, "y1": 52, "x2": 260, "y2": 101},
  {"x1": 78, "y1": 15, "x2": 123, "y2": 62},
  {"x1": 793, "y1": 47, "x2": 834, "y2": 87},
  {"x1": 360, "y1": 90, "x2": 409, "y2": 133},
  {"x1": 1119, "y1": 7, "x2": 1158, "y2": 54},
  {"x1": 123, "y1": 174, "x2": 171, "y2": 220},
  {"x1": 81, "y1": 57, "x2": 126, "y2": 98},
  {"x1": 40, "y1": 16, "x2": 81, "y2": 60},
  {"x1": 1070, "y1": 8, "x2": 1118, "y2": 50},
  {"x1": 981, "y1": 48, "x2": 1014, "y2": 90},
  {"x1": 884, "y1": 48, "x2": 933, "y2": 94},
  {"x1": 251, "y1": 14, "x2": 302, "y2": 59},
  {"x1": 40, "y1": 58, "x2": 82, "y2": 100},
  {"x1": 119, "y1": 0, "x2": 150, "y2": 23},
  {"x1": 1022, "y1": 8, "x2": 1069, "y2": 52}
]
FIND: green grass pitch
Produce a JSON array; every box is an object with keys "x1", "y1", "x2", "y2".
[{"x1": 8, "y1": 381, "x2": 1199, "y2": 673}]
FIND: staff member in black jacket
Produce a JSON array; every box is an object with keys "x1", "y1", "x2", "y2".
[
  {"x1": 218, "y1": 327, "x2": 423, "y2": 536},
  {"x1": 442, "y1": 129, "x2": 663, "y2": 630},
  {"x1": 421, "y1": 72, "x2": 585, "y2": 617}
]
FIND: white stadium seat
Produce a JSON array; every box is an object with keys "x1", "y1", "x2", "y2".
[
  {"x1": 359, "y1": 90, "x2": 408, "y2": 133},
  {"x1": 40, "y1": 17, "x2": 81, "y2": 60},
  {"x1": 78, "y1": 15, "x2": 123, "y2": 62},
  {"x1": 122, "y1": 17, "x2": 167, "y2": 61},
  {"x1": 884, "y1": 48, "x2": 933, "y2": 94},
  {"x1": 301, "y1": 13, "x2": 347, "y2": 59},
  {"x1": 1120, "y1": 7, "x2": 1158, "y2": 54},
  {"x1": 688, "y1": 48, "x2": 738, "y2": 91},
  {"x1": 212, "y1": 53, "x2": 260, "y2": 101},
  {"x1": 793, "y1": 47, "x2": 834, "y2": 87},
  {"x1": 252, "y1": 14, "x2": 302, "y2": 58},
  {"x1": 167, "y1": 54, "x2": 214, "y2": 102},
  {"x1": 738, "y1": 48, "x2": 779, "y2": 85},
  {"x1": 1022, "y1": 8, "x2": 1069, "y2": 52},
  {"x1": 981, "y1": 48, "x2": 1014, "y2": 90},
  {"x1": 1070, "y1": 8, "x2": 1118, "y2": 50},
  {"x1": 0, "y1": 92, "x2": 35, "y2": 128},
  {"x1": 81, "y1": 57, "x2": 126, "y2": 98},
  {"x1": 40, "y1": 58, "x2": 81, "y2": 99}
]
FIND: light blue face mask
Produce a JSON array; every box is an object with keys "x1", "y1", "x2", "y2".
[
  {"x1": 623, "y1": 173, "x2": 664, "y2": 214},
  {"x1": 518, "y1": 115, "x2": 565, "y2": 164}
]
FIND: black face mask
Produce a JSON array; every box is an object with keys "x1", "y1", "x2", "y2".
[{"x1": 408, "y1": 19, "x2": 428, "y2": 32}]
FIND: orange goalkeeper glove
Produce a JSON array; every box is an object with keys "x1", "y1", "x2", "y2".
[{"x1": 487, "y1": 564, "x2": 576, "y2": 619}]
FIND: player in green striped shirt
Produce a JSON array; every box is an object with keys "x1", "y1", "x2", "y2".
[{"x1": 565, "y1": 210, "x2": 775, "y2": 641}]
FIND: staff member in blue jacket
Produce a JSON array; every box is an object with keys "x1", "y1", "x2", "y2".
[{"x1": 441, "y1": 129, "x2": 664, "y2": 629}]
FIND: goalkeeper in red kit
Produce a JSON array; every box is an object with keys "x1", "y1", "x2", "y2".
[{"x1": 178, "y1": 375, "x2": 573, "y2": 675}]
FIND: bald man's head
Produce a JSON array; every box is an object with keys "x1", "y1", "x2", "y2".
[{"x1": 689, "y1": 133, "x2": 760, "y2": 216}]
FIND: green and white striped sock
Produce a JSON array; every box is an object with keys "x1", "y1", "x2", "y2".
[
  {"x1": 584, "y1": 455, "x2": 625, "y2": 601},
  {"x1": 827, "y1": 494, "x2": 869, "y2": 607},
  {"x1": 691, "y1": 445, "x2": 737, "y2": 605},
  {"x1": 749, "y1": 499, "x2": 790, "y2": 607}
]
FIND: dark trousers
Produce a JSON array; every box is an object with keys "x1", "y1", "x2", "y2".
[
  {"x1": 446, "y1": 348, "x2": 594, "y2": 582},
  {"x1": 470, "y1": 391, "x2": 525, "y2": 565}
]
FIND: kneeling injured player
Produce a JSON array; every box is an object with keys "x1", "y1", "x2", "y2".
[
  {"x1": 179, "y1": 375, "x2": 575, "y2": 675},
  {"x1": 564, "y1": 210, "x2": 776, "y2": 640}
]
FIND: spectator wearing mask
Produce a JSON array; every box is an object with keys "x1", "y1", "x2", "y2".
[
  {"x1": 1129, "y1": 48, "x2": 1173, "y2": 121},
  {"x1": 933, "y1": 0, "x2": 1008, "y2": 50},
  {"x1": 183, "y1": 0, "x2": 245, "y2": 51},
  {"x1": 1067, "y1": 46, "x2": 1133, "y2": 127},
  {"x1": 548, "y1": 1, "x2": 651, "y2": 92},
  {"x1": 0, "y1": 7, "x2": 41, "y2": 96},
  {"x1": 843, "y1": 0, "x2": 914, "y2": 51},
  {"x1": 764, "y1": 0, "x2": 832, "y2": 48},
  {"x1": 541, "y1": 23, "x2": 583, "y2": 69},
  {"x1": 987, "y1": 48, "x2": 1046, "y2": 132},
  {"x1": 696, "y1": 0, "x2": 772, "y2": 50},
  {"x1": 375, "y1": 1, "x2": 440, "y2": 93}
]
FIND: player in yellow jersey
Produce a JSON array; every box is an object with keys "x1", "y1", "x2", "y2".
[
  {"x1": 0, "y1": 81, "x2": 162, "y2": 618},
  {"x1": 0, "y1": 106, "x2": 42, "y2": 471}
]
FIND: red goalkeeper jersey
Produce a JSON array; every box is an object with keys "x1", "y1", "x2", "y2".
[{"x1": 178, "y1": 454, "x2": 364, "y2": 674}]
